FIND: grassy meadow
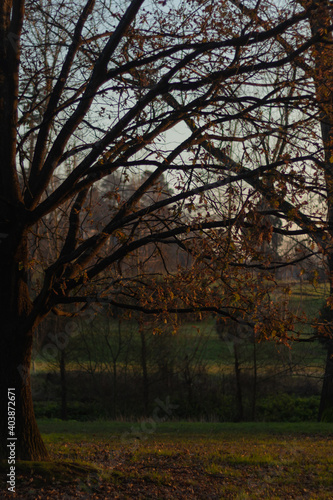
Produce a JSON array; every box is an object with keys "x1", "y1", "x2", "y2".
[
  {"x1": 1, "y1": 282, "x2": 333, "y2": 498},
  {"x1": 1, "y1": 420, "x2": 333, "y2": 498}
]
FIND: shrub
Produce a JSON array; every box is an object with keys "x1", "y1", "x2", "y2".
[{"x1": 256, "y1": 394, "x2": 319, "y2": 422}]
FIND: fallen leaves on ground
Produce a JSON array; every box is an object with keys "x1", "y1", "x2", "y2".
[{"x1": 1, "y1": 433, "x2": 333, "y2": 499}]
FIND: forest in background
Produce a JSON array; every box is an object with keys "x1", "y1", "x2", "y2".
[{"x1": 31, "y1": 279, "x2": 330, "y2": 423}]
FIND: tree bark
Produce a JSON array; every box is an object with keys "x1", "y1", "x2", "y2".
[
  {"x1": 0, "y1": 335, "x2": 48, "y2": 460},
  {"x1": 307, "y1": 1, "x2": 333, "y2": 421},
  {"x1": 60, "y1": 349, "x2": 68, "y2": 421},
  {"x1": 318, "y1": 340, "x2": 333, "y2": 421},
  {"x1": 233, "y1": 343, "x2": 243, "y2": 422},
  {"x1": 139, "y1": 326, "x2": 149, "y2": 415},
  {"x1": 0, "y1": 233, "x2": 49, "y2": 460},
  {"x1": 251, "y1": 336, "x2": 257, "y2": 421},
  {"x1": 318, "y1": 256, "x2": 333, "y2": 421}
]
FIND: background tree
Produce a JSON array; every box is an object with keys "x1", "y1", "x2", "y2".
[{"x1": 202, "y1": 0, "x2": 333, "y2": 420}]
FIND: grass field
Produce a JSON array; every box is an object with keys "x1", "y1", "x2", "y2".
[{"x1": 1, "y1": 420, "x2": 333, "y2": 498}]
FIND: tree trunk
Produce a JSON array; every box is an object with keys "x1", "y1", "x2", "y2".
[
  {"x1": 0, "y1": 234, "x2": 49, "y2": 460},
  {"x1": 0, "y1": 337, "x2": 48, "y2": 460},
  {"x1": 251, "y1": 336, "x2": 257, "y2": 421},
  {"x1": 318, "y1": 340, "x2": 333, "y2": 421},
  {"x1": 320, "y1": 190, "x2": 333, "y2": 411},
  {"x1": 233, "y1": 343, "x2": 243, "y2": 422},
  {"x1": 306, "y1": 1, "x2": 333, "y2": 423},
  {"x1": 112, "y1": 359, "x2": 117, "y2": 419},
  {"x1": 318, "y1": 260, "x2": 333, "y2": 421},
  {"x1": 60, "y1": 349, "x2": 68, "y2": 421},
  {"x1": 140, "y1": 327, "x2": 149, "y2": 415}
]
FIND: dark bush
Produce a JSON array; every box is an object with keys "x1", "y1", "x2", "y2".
[{"x1": 256, "y1": 394, "x2": 320, "y2": 422}]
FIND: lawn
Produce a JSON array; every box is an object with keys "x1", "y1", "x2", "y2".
[{"x1": 1, "y1": 420, "x2": 333, "y2": 499}]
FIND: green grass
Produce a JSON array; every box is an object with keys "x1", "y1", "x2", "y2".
[{"x1": 37, "y1": 419, "x2": 333, "y2": 440}]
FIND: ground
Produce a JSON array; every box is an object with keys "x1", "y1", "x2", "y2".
[{"x1": 1, "y1": 421, "x2": 332, "y2": 499}]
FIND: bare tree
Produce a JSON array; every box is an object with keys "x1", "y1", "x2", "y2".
[{"x1": 0, "y1": 0, "x2": 330, "y2": 460}]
